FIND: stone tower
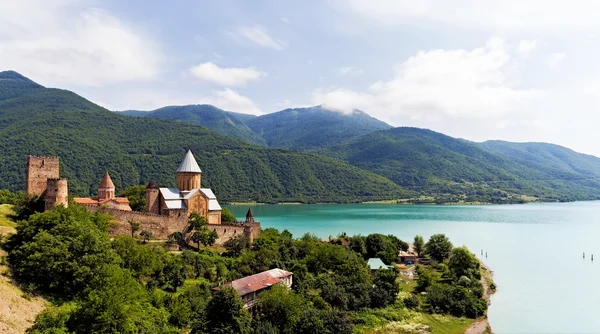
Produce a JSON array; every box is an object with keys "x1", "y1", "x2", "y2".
[
  {"x1": 26, "y1": 156, "x2": 60, "y2": 196},
  {"x1": 145, "y1": 180, "x2": 160, "y2": 214},
  {"x1": 45, "y1": 178, "x2": 68, "y2": 210},
  {"x1": 97, "y1": 171, "x2": 115, "y2": 201},
  {"x1": 176, "y1": 150, "x2": 202, "y2": 191}
]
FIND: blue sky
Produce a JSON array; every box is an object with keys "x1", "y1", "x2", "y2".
[{"x1": 2, "y1": 0, "x2": 600, "y2": 156}]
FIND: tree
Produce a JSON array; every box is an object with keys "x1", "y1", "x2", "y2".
[
  {"x1": 188, "y1": 212, "x2": 218, "y2": 249},
  {"x1": 201, "y1": 287, "x2": 251, "y2": 334},
  {"x1": 129, "y1": 220, "x2": 140, "y2": 238},
  {"x1": 140, "y1": 230, "x2": 153, "y2": 243},
  {"x1": 223, "y1": 235, "x2": 250, "y2": 256},
  {"x1": 68, "y1": 264, "x2": 174, "y2": 333},
  {"x1": 221, "y1": 207, "x2": 237, "y2": 223},
  {"x1": 258, "y1": 284, "x2": 305, "y2": 333},
  {"x1": 424, "y1": 234, "x2": 453, "y2": 262},
  {"x1": 119, "y1": 185, "x2": 146, "y2": 211},
  {"x1": 366, "y1": 234, "x2": 397, "y2": 264},
  {"x1": 448, "y1": 246, "x2": 481, "y2": 280},
  {"x1": 414, "y1": 235, "x2": 425, "y2": 257},
  {"x1": 4, "y1": 205, "x2": 119, "y2": 297}
]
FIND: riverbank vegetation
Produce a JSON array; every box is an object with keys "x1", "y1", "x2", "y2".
[{"x1": 0, "y1": 202, "x2": 492, "y2": 333}]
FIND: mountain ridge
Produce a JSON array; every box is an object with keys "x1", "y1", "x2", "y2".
[{"x1": 0, "y1": 71, "x2": 408, "y2": 203}]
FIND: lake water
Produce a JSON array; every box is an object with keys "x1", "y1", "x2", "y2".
[{"x1": 228, "y1": 202, "x2": 600, "y2": 333}]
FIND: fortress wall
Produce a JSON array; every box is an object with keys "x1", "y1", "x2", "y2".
[
  {"x1": 86, "y1": 206, "x2": 189, "y2": 239},
  {"x1": 85, "y1": 206, "x2": 260, "y2": 245}
]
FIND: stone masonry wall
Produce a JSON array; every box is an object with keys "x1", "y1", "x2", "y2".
[
  {"x1": 26, "y1": 156, "x2": 60, "y2": 196},
  {"x1": 85, "y1": 206, "x2": 189, "y2": 240},
  {"x1": 83, "y1": 205, "x2": 260, "y2": 245}
]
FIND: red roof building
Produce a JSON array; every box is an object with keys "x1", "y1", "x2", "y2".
[{"x1": 215, "y1": 268, "x2": 293, "y2": 308}]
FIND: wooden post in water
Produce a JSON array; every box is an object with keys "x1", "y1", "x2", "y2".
[{"x1": 584, "y1": 252, "x2": 586, "y2": 259}]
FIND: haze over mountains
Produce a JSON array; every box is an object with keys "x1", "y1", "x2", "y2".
[{"x1": 3, "y1": 70, "x2": 600, "y2": 203}]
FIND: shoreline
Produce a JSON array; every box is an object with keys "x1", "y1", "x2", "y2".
[{"x1": 465, "y1": 260, "x2": 495, "y2": 334}]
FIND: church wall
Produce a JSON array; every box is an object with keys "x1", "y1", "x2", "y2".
[
  {"x1": 208, "y1": 211, "x2": 221, "y2": 225},
  {"x1": 186, "y1": 194, "x2": 208, "y2": 218}
]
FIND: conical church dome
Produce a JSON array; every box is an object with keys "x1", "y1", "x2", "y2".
[
  {"x1": 99, "y1": 171, "x2": 115, "y2": 188},
  {"x1": 177, "y1": 150, "x2": 202, "y2": 173}
]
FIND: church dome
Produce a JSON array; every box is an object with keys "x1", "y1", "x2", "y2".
[
  {"x1": 99, "y1": 171, "x2": 115, "y2": 188},
  {"x1": 177, "y1": 150, "x2": 202, "y2": 173}
]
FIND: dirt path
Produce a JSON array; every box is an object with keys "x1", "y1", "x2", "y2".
[
  {"x1": 465, "y1": 261, "x2": 494, "y2": 334},
  {"x1": 0, "y1": 227, "x2": 48, "y2": 333}
]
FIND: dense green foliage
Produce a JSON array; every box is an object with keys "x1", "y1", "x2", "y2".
[
  {"x1": 121, "y1": 105, "x2": 266, "y2": 146},
  {"x1": 2, "y1": 204, "x2": 489, "y2": 333},
  {"x1": 0, "y1": 71, "x2": 407, "y2": 203},
  {"x1": 321, "y1": 127, "x2": 600, "y2": 202},
  {"x1": 425, "y1": 234, "x2": 453, "y2": 262},
  {"x1": 118, "y1": 185, "x2": 146, "y2": 211},
  {"x1": 221, "y1": 207, "x2": 237, "y2": 223}
]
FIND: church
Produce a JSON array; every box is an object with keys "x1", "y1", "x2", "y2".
[{"x1": 145, "y1": 149, "x2": 222, "y2": 225}]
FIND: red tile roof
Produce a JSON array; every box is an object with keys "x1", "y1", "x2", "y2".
[
  {"x1": 215, "y1": 268, "x2": 292, "y2": 296},
  {"x1": 73, "y1": 197, "x2": 99, "y2": 205},
  {"x1": 99, "y1": 171, "x2": 115, "y2": 188}
]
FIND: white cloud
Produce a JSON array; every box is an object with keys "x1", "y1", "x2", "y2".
[
  {"x1": 0, "y1": 0, "x2": 161, "y2": 87},
  {"x1": 518, "y1": 40, "x2": 538, "y2": 53},
  {"x1": 189, "y1": 62, "x2": 266, "y2": 86},
  {"x1": 237, "y1": 25, "x2": 284, "y2": 50},
  {"x1": 281, "y1": 17, "x2": 290, "y2": 24},
  {"x1": 333, "y1": 0, "x2": 600, "y2": 32},
  {"x1": 547, "y1": 52, "x2": 566, "y2": 68},
  {"x1": 313, "y1": 38, "x2": 542, "y2": 121},
  {"x1": 198, "y1": 88, "x2": 262, "y2": 114},
  {"x1": 338, "y1": 66, "x2": 364, "y2": 76}
]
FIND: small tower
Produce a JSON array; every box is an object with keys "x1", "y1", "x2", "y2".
[
  {"x1": 98, "y1": 171, "x2": 115, "y2": 201},
  {"x1": 245, "y1": 208, "x2": 254, "y2": 223},
  {"x1": 176, "y1": 150, "x2": 202, "y2": 191},
  {"x1": 145, "y1": 180, "x2": 160, "y2": 214},
  {"x1": 45, "y1": 178, "x2": 68, "y2": 210}
]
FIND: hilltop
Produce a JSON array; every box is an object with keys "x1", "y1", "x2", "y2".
[
  {"x1": 0, "y1": 71, "x2": 407, "y2": 203},
  {"x1": 121, "y1": 105, "x2": 392, "y2": 151}
]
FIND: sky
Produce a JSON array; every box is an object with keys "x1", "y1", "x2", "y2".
[{"x1": 1, "y1": 0, "x2": 599, "y2": 156}]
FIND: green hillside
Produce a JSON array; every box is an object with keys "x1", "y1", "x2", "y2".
[
  {"x1": 119, "y1": 105, "x2": 265, "y2": 145},
  {"x1": 321, "y1": 127, "x2": 600, "y2": 202},
  {"x1": 0, "y1": 71, "x2": 408, "y2": 203},
  {"x1": 246, "y1": 106, "x2": 393, "y2": 151}
]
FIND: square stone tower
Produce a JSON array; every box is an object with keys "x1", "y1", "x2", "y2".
[{"x1": 26, "y1": 156, "x2": 60, "y2": 196}]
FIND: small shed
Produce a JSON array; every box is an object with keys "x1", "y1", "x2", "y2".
[
  {"x1": 399, "y1": 250, "x2": 418, "y2": 264},
  {"x1": 367, "y1": 258, "x2": 393, "y2": 270}
]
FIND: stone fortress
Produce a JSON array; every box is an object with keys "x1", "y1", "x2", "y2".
[{"x1": 26, "y1": 151, "x2": 260, "y2": 245}]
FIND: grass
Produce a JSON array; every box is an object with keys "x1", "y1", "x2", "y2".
[
  {"x1": 352, "y1": 307, "x2": 475, "y2": 334},
  {"x1": 0, "y1": 204, "x2": 16, "y2": 228}
]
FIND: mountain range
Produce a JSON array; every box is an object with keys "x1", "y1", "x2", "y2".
[
  {"x1": 3, "y1": 70, "x2": 600, "y2": 203},
  {"x1": 0, "y1": 71, "x2": 406, "y2": 203}
]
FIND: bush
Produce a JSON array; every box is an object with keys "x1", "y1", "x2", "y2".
[{"x1": 403, "y1": 294, "x2": 420, "y2": 310}]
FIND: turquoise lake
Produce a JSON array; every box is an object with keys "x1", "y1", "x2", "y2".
[{"x1": 228, "y1": 202, "x2": 600, "y2": 333}]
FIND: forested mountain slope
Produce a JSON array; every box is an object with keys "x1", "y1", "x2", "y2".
[
  {"x1": 0, "y1": 71, "x2": 407, "y2": 203},
  {"x1": 321, "y1": 127, "x2": 600, "y2": 202}
]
